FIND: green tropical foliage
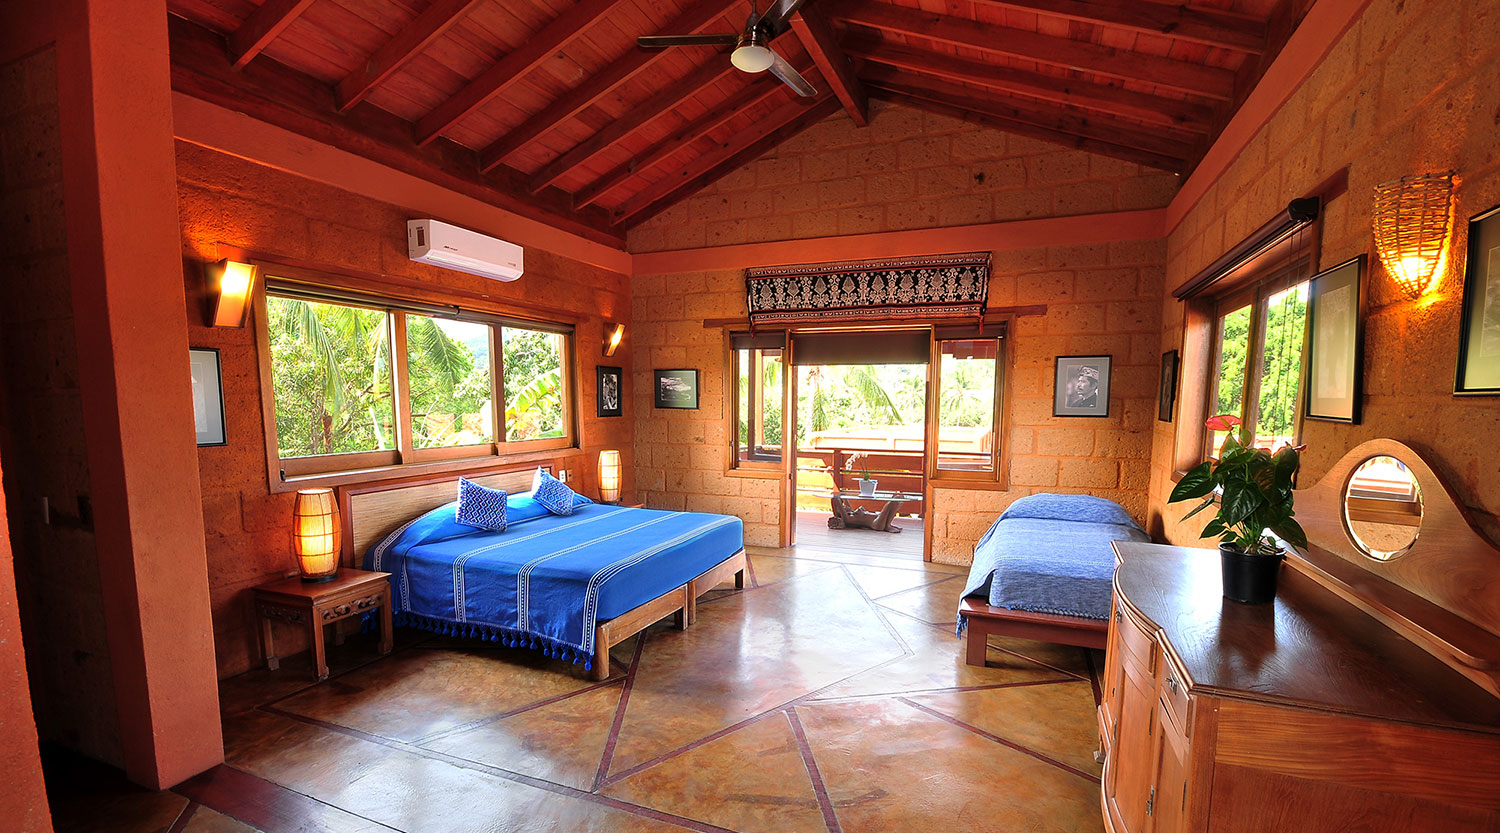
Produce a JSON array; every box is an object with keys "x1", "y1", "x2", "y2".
[
  {"x1": 1212, "y1": 284, "x2": 1308, "y2": 447},
  {"x1": 406, "y1": 316, "x2": 490, "y2": 448},
  {"x1": 1169, "y1": 414, "x2": 1308, "y2": 555},
  {"x1": 501, "y1": 328, "x2": 565, "y2": 441}
]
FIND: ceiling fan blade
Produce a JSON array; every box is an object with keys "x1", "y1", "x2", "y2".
[
  {"x1": 760, "y1": 0, "x2": 812, "y2": 35},
  {"x1": 637, "y1": 33, "x2": 739, "y2": 48},
  {"x1": 768, "y1": 51, "x2": 816, "y2": 97}
]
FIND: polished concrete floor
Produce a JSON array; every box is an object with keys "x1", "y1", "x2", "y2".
[{"x1": 55, "y1": 547, "x2": 1105, "y2": 833}]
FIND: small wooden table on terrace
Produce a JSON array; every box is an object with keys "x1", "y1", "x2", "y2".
[{"x1": 253, "y1": 568, "x2": 393, "y2": 680}]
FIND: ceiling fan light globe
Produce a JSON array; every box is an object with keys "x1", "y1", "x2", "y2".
[{"x1": 731, "y1": 44, "x2": 775, "y2": 73}]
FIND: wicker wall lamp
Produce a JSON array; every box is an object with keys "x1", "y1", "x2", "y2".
[{"x1": 1372, "y1": 173, "x2": 1456, "y2": 299}]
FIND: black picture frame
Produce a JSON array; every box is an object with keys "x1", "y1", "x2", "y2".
[
  {"x1": 1304, "y1": 255, "x2": 1365, "y2": 423},
  {"x1": 189, "y1": 347, "x2": 227, "y2": 446},
  {"x1": 653, "y1": 368, "x2": 699, "y2": 409},
  {"x1": 1158, "y1": 350, "x2": 1179, "y2": 422},
  {"x1": 1457, "y1": 202, "x2": 1500, "y2": 395},
  {"x1": 596, "y1": 366, "x2": 623, "y2": 417},
  {"x1": 1052, "y1": 355, "x2": 1111, "y2": 417}
]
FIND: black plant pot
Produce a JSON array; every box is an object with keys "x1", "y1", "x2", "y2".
[{"x1": 1219, "y1": 544, "x2": 1282, "y2": 604}]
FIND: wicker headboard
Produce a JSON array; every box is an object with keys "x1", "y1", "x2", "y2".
[{"x1": 337, "y1": 464, "x2": 548, "y2": 560}]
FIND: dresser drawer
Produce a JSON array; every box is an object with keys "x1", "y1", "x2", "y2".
[
  {"x1": 1113, "y1": 600, "x2": 1156, "y2": 675},
  {"x1": 1159, "y1": 652, "x2": 1191, "y2": 734}
]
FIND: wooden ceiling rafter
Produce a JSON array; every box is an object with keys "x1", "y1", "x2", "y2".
[
  {"x1": 476, "y1": 0, "x2": 746, "y2": 173},
  {"x1": 571, "y1": 63, "x2": 812, "y2": 210},
  {"x1": 227, "y1": 0, "x2": 317, "y2": 69},
  {"x1": 833, "y1": 1, "x2": 1237, "y2": 101},
  {"x1": 965, "y1": 0, "x2": 1268, "y2": 54},
  {"x1": 840, "y1": 35, "x2": 1214, "y2": 131},
  {"x1": 412, "y1": 0, "x2": 632, "y2": 147},
  {"x1": 528, "y1": 55, "x2": 738, "y2": 195},
  {"x1": 335, "y1": 0, "x2": 486, "y2": 113},
  {"x1": 788, "y1": 6, "x2": 868, "y2": 126},
  {"x1": 614, "y1": 96, "x2": 842, "y2": 227}
]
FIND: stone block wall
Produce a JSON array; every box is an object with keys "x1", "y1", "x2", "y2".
[
  {"x1": 627, "y1": 100, "x2": 1180, "y2": 253},
  {"x1": 177, "y1": 143, "x2": 636, "y2": 678},
  {"x1": 1152, "y1": 0, "x2": 1500, "y2": 544}
]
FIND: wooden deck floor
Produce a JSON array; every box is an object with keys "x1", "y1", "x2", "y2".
[{"x1": 794, "y1": 511, "x2": 925, "y2": 560}]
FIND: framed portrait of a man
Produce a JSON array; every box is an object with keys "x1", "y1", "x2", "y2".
[
  {"x1": 1053, "y1": 355, "x2": 1112, "y2": 417},
  {"x1": 596, "y1": 366, "x2": 622, "y2": 417}
]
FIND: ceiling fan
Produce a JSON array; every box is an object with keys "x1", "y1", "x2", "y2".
[{"x1": 638, "y1": 0, "x2": 818, "y2": 97}]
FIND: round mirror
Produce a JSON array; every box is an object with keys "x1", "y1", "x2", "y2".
[{"x1": 1343, "y1": 455, "x2": 1423, "y2": 560}]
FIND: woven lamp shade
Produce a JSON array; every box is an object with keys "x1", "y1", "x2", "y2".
[
  {"x1": 1372, "y1": 173, "x2": 1455, "y2": 299},
  {"x1": 292, "y1": 488, "x2": 341, "y2": 582},
  {"x1": 598, "y1": 450, "x2": 622, "y2": 504}
]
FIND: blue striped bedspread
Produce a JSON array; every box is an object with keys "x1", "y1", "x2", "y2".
[{"x1": 366, "y1": 502, "x2": 743, "y2": 671}]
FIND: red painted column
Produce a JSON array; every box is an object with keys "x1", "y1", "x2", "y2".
[
  {"x1": 0, "y1": 458, "x2": 53, "y2": 833},
  {"x1": 54, "y1": 0, "x2": 224, "y2": 788}
]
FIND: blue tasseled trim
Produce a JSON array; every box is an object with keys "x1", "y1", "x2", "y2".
[{"x1": 393, "y1": 611, "x2": 589, "y2": 667}]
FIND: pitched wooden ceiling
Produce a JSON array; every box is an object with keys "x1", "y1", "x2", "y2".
[{"x1": 166, "y1": 0, "x2": 1309, "y2": 247}]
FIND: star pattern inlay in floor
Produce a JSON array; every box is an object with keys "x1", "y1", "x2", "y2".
[{"x1": 180, "y1": 550, "x2": 1107, "y2": 833}]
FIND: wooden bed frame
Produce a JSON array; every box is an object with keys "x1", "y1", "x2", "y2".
[
  {"x1": 960, "y1": 599, "x2": 1107, "y2": 665},
  {"x1": 338, "y1": 463, "x2": 746, "y2": 681}
]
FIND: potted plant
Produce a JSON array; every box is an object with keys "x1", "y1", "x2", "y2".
[
  {"x1": 1168, "y1": 414, "x2": 1309, "y2": 604},
  {"x1": 848, "y1": 452, "x2": 877, "y2": 497}
]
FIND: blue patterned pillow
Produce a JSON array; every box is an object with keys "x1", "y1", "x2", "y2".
[
  {"x1": 999, "y1": 493, "x2": 1141, "y2": 530},
  {"x1": 532, "y1": 468, "x2": 578, "y2": 516},
  {"x1": 455, "y1": 478, "x2": 508, "y2": 531}
]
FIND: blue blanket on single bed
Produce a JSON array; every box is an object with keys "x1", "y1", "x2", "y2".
[
  {"x1": 958, "y1": 493, "x2": 1148, "y2": 629},
  {"x1": 366, "y1": 500, "x2": 743, "y2": 671}
]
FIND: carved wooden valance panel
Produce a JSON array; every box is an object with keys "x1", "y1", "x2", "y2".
[{"x1": 745, "y1": 251, "x2": 991, "y2": 326}]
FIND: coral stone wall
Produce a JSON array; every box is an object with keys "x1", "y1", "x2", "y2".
[
  {"x1": 1151, "y1": 0, "x2": 1500, "y2": 544},
  {"x1": 177, "y1": 143, "x2": 636, "y2": 678},
  {"x1": 627, "y1": 100, "x2": 1180, "y2": 253},
  {"x1": 0, "y1": 46, "x2": 123, "y2": 766}
]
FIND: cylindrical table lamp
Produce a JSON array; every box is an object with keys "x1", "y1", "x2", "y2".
[
  {"x1": 598, "y1": 450, "x2": 622, "y2": 504},
  {"x1": 292, "y1": 488, "x2": 341, "y2": 582}
]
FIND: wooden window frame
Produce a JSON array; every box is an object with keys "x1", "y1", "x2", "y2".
[
  {"x1": 927, "y1": 331, "x2": 1009, "y2": 487},
  {"x1": 255, "y1": 270, "x2": 578, "y2": 491},
  {"x1": 725, "y1": 331, "x2": 790, "y2": 477}
]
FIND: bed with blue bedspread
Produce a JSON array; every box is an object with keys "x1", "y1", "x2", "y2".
[
  {"x1": 366, "y1": 491, "x2": 744, "y2": 680},
  {"x1": 956, "y1": 493, "x2": 1149, "y2": 661}
]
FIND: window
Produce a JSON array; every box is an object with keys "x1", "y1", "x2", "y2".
[
  {"x1": 932, "y1": 336, "x2": 1004, "y2": 477},
  {"x1": 729, "y1": 333, "x2": 786, "y2": 470},
  {"x1": 263, "y1": 280, "x2": 575, "y2": 480},
  {"x1": 1205, "y1": 279, "x2": 1309, "y2": 455}
]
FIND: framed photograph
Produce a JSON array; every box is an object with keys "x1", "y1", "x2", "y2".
[
  {"x1": 1457, "y1": 203, "x2": 1500, "y2": 395},
  {"x1": 189, "y1": 347, "x2": 227, "y2": 446},
  {"x1": 1053, "y1": 355, "x2": 1111, "y2": 417},
  {"x1": 654, "y1": 368, "x2": 699, "y2": 409},
  {"x1": 596, "y1": 365, "x2": 623, "y2": 417},
  {"x1": 1305, "y1": 255, "x2": 1365, "y2": 423},
  {"x1": 1158, "y1": 350, "x2": 1179, "y2": 422}
]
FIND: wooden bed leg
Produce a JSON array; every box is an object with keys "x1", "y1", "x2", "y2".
[
  {"x1": 964, "y1": 618, "x2": 989, "y2": 668},
  {"x1": 734, "y1": 567, "x2": 745, "y2": 589},
  {"x1": 673, "y1": 585, "x2": 689, "y2": 630},
  {"x1": 591, "y1": 631, "x2": 610, "y2": 682}
]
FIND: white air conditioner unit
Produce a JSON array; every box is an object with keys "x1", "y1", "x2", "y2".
[{"x1": 407, "y1": 219, "x2": 523, "y2": 282}]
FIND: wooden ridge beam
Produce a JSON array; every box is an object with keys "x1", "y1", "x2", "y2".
[
  {"x1": 862, "y1": 67, "x2": 1196, "y2": 159},
  {"x1": 571, "y1": 65, "x2": 806, "y2": 210},
  {"x1": 336, "y1": 0, "x2": 484, "y2": 113},
  {"x1": 788, "y1": 7, "x2": 868, "y2": 126},
  {"x1": 968, "y1": 0, "x2": 1267, "y2": 54},
  {"x1": 833, "y1": 1, "x2": 1235, "y2": 101},
  {"x1": 477, "y1": 0, "x2": 744, "y2": 172},
  {"x1": 413, "y1": 0, "x2": 629, "y2": 146},
  {"x1": 228, "y1": 0, "x2": 317, "y2": 69},
  {"x1": 168, "y1": 15, "x2": 624, "y2": 246},
  {"x1": 843, "y1": 35, "x2": 1212, "y2": 132},
  {"x1": 616, "y1": 97, "x2": 841, "y2": 227},
  {"x1": 527, "y1": 56, "x2": 736, "y2": 194}
]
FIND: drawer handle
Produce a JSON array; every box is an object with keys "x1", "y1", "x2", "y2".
[
  {"x1": 1166, "y1": 676, "x2": 1179, "y2": 694},
  {"x1": 1115, "y1": 610, "x2": 1122, "y2": 624}
]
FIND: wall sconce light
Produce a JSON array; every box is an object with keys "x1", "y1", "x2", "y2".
[
  {"x1": 209, "y1": 259, "x2": 258, "y2": 327},
  {"x1": 604, "y1": 323, "x2": 625, "y2": 357},
  {"x1": 598, "y1": 450, "x2": 622, "y2": 504},
  {"x1": 292, "y1": 488, "x2": 341, "y2": 583},
  {"x1": 1372, "y1": 173, "x2": 1456, "y2": 299}
]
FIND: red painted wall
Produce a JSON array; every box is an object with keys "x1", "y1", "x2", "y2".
[{"x1": 176, "y1": 142, "x2": 637, "y2": 678}]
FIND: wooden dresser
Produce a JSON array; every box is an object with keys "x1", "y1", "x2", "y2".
[{"x1": 1099, "y1": 440, "x2": 1500, "y2": 833}]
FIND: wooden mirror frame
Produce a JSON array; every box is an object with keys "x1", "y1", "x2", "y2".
[{"x1": 1292, "y1": 439, "x2": 1500, "y2": 696}]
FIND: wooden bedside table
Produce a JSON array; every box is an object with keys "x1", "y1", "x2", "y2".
[{"x1": 253, "y1": 568, "x2": 393, "y2": 680}]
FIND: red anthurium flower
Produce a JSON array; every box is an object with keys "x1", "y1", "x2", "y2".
[{"x1": 1204, "y1": 414, "x2": 1242, "y2": 432}]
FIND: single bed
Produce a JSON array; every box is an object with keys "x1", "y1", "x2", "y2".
[
  {"x1": 340, "y1": 466, "x2": 746, "y2": 680},
  {"x1": 957, "y1": 493, "x2": 1149, "y2": 663}
]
